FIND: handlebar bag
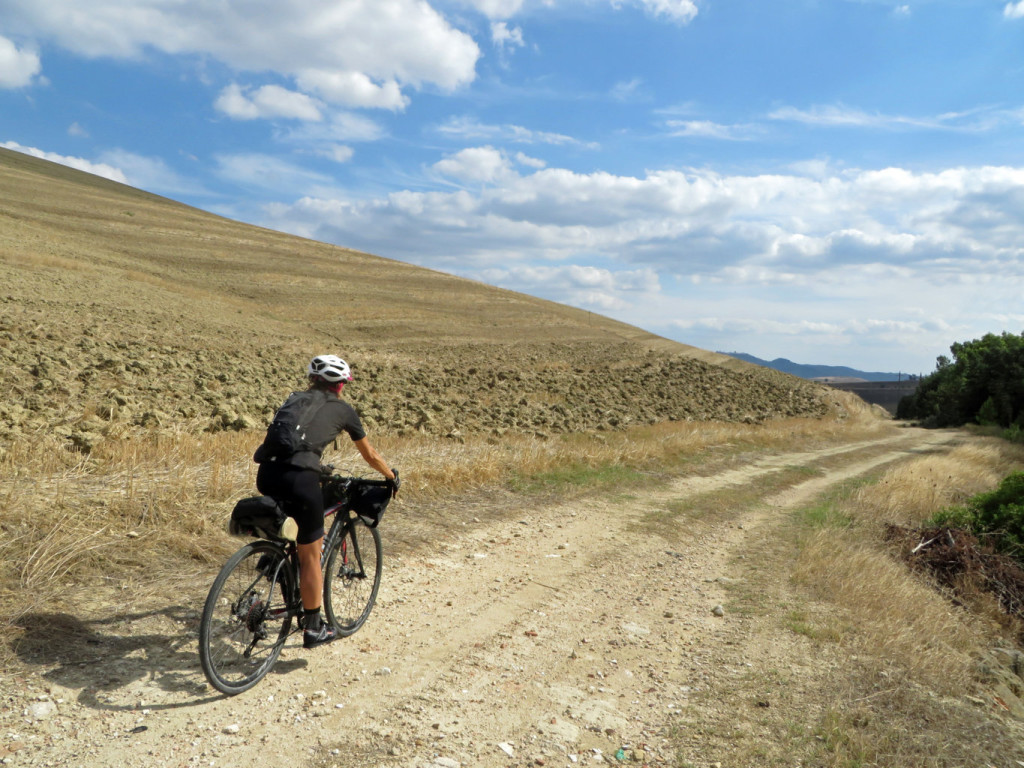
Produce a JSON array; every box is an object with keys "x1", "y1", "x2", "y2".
[{"x1": 346, "y1": 483, "x2": 392, "y2": 529}]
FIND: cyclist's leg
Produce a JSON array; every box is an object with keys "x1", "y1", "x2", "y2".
[
  {"x1": 254, "y1": 465, "x2": 334, "y2": 645},
  {"x1": 285, "y1": 469, "x2": 325, "y2": 607},
  {"x1": 297, "y1": 537, "x2": 324, "y2": 610},
  {"x1": 287, "y1": 470, "x2": 339, "y2": 646}
]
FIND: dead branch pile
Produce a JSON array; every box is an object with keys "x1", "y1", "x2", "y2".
[{"x1": 885, "y1": 524, "x2": 1024, "y2": 627}]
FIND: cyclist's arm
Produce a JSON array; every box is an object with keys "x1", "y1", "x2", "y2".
[{"x1": 353, "y1": 437, "x2": 395, "y2": 481}]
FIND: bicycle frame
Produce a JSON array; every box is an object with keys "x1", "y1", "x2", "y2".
[{"x1": 260, "y1": 497, "x2": 357, "y2": 625}]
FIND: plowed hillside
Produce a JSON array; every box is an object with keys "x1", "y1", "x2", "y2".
[{"x1": 0, "y1": 147, "x2": 829, "y2": 449}]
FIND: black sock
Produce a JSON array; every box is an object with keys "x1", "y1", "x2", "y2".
[{"x1": 304, "y1": 608, "x2": 322, "y2": 632}]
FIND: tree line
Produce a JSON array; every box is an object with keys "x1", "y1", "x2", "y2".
[{"x1": 897, "y1": 331, "x2": 1024, "y2": 434}]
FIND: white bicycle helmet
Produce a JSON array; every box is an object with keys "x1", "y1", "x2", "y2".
[{"x1": 307, "y1": 354, "x2": 353, "y2": 383}]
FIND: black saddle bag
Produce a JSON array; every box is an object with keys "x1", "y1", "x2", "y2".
[{"x1": 228, "y1": 496, "x2": 296, "y2": 541}]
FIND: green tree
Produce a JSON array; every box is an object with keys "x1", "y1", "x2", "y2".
[{"x1": 898, "y1": 331, "x2": 1024, "y2": 427}]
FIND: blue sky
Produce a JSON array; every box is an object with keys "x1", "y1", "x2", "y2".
[{"x1": 2, "y1": 0, "x2": 1024, "y2": 374}]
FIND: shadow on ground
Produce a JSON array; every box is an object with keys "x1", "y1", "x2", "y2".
[{"x1": 11, "y1": 608, "x2": 308, "y2": 710}]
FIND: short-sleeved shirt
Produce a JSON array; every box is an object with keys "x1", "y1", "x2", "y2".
[{"x1": 255, "y1": 390, "x2": 366, "y2": 470}]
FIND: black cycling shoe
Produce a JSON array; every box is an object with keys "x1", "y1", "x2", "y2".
[{"x1": 303, "y1": 623, "x2": 339, "y2": 649}]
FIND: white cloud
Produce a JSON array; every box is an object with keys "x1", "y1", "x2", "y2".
[
  {"x1": 1, "y1": 0, "x2": 479, "y2": 106},
  {"x1": 457, "y1": 0, "x2": 526, "y2": 19},
  {"x1": 491, "y1": 263, "x2": 658, "y2": 292},
  {"x1": 766, "y1": 103, "x2": 1022, "y2": 133},
  {"x1": 261, "y1": 159, "x2": 1024, "y2": 299},
  {"x1": 476, "y1": 264, "x2": 661, "y2": 311},
  {"x1": 433, "y1": 146, "x2": 515, "y2": 184},
  {"x1": 515, "y1": 151, "x2": 546, "y2": 169},
  {"x1": 664, "y1": 119, "x2": 756, "y2": 140},
  {"x1": 1005, "y1": 1, "x2": 1024, "y2": 19},
  {"x1": 0, "y1": 35, "x2": 40, "y2": 88},
  {"x1": 1, "y1": 141, "x2": 127, "y2": 182},
  {"x1": 295, "y1": 70, "x2": 408, "y2": 111},
  {"x1": 491, "y1": 21, "x2": 525, "y2": 50},
  {"x1": 215, "y1": 152, "x2": 336, "y2": 193},
  {"x1": 671, "y1": 316, "x2": 957, "y2": 343},
  {"x1": 610, "y1": 78, "x2": 645, "y2": 102},
  {"x1": 67, "y1": 122, "x2": 88, "y2": 137},
  {"x1": 636, "y1": 0, "x2": 698, "y2": 23},
  {"x1": 215, "y1": 84, "x2": 323, "y2": 121},
  {"x1": 768, "y1": 104, "x2": 934, "y2": 129},
  {"x1": 281, "y1": 112, "x2": 384, "y2": 145},
  {"x1": 96, "y1": 149, "x2": 209, "y2": 195},
  {"x1": 437, "y1": 116, "x2": 598, "y2": 148},
  {"x1": 316, "y1": 144, "x2": 355, "y2": 164}
]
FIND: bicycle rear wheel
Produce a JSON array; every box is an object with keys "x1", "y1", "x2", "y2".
[
  {"x1": 199, "y1": 541, "x2": 296, "y2": 695},
  {"x1": 323, "y1": 517, "x2": 382, "y2": 636}
]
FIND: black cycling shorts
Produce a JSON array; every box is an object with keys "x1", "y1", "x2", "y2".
[{"x1": 255, "y1": 463, "x2": 324, "y2": 545}]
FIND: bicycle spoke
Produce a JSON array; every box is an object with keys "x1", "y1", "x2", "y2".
[{"x1": 199, "y1": 543, "x2": 295, "y2": 695}]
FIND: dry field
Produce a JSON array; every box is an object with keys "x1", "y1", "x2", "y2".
[
  {"x1": 0, "y1": 147, "x2": 827, "y2": 455},
  {"x1": 3, "y1": 148, "x2": 1024, "y2": 767}
]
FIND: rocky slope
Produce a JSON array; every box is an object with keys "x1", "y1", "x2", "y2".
[{"x1": 0, "y1": 147, "x2": 829, "y2": 449}]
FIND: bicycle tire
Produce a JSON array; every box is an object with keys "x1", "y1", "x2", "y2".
[
  {"x1": 199, "y1": 541, "x2": 296, "y2": 695},
  {"x1": 323, "y1": 517, "x2": 382, "y2": 636}
]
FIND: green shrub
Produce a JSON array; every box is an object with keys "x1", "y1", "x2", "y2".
[
  {"x1": 927, "y1": 472, "x2": 1024, "y2": 561},
  {"x1": 971, "y1": 472, "x2": 1024, "y2": 557},
  {"x1": 927, "y1": 504, "x2": 976, "y2": 530},
  {"x1": 1003, "y1": 424, "x2": 1024, "y2": 445},
  {"x1": 977, "y1": 396, "x2": 1000, "y2": 427}
]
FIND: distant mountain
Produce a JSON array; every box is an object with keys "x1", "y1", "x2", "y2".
[{"x1": 720, "y1": 353, "x2": 910, "y2": 382}]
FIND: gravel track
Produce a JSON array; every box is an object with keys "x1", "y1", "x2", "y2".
[{"x1": 0, "y1": 428, "x2": 959, "y2": 768}]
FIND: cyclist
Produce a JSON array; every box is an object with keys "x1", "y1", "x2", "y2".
[{"x1": 254, "y1": 354, "x2": 398, "y2": 649}]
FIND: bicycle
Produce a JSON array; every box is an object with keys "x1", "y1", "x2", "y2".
[{"x1": 198, "y1": 472, "x2": 392, "y2": 695}]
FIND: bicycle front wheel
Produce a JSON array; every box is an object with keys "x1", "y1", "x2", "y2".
[
  {"x1": 199, "y1": 541, "x2": 296, "y2": 695},
  {"x1": 323, "y1": 517, "x2": 382, "y2": 636}
]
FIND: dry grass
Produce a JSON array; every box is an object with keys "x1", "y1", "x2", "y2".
[
  {"x1": 849, "y1": 436, "x2": 1024, "y2": 528},
  {"x1": 794, "y1": 531, "x2": 985, "y2": 694},
  {"x1": 0, "y1": 406, "x2": 887, "y2": 640},
  {"x1": 793, "y1": 437, "x2": 1024, "y2": 691},
  {"x1": 785, "y1": 433, "x2": 1024, "y2": 766}
]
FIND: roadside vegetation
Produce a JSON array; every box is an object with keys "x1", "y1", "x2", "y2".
[
  {"x1": 787, "y1": 437, "x2": 1024, "y2": 766},
  {"x1": 898, "y1": 330, "x2": 1024, "y2": 442},
  {"x1": 928, "y1": 470, "x2": 1024, "y2": 563}
]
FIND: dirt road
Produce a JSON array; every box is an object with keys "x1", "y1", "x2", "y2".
[{"x1": 1, "y1": 428, "x2": 960, "y2": 768}]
